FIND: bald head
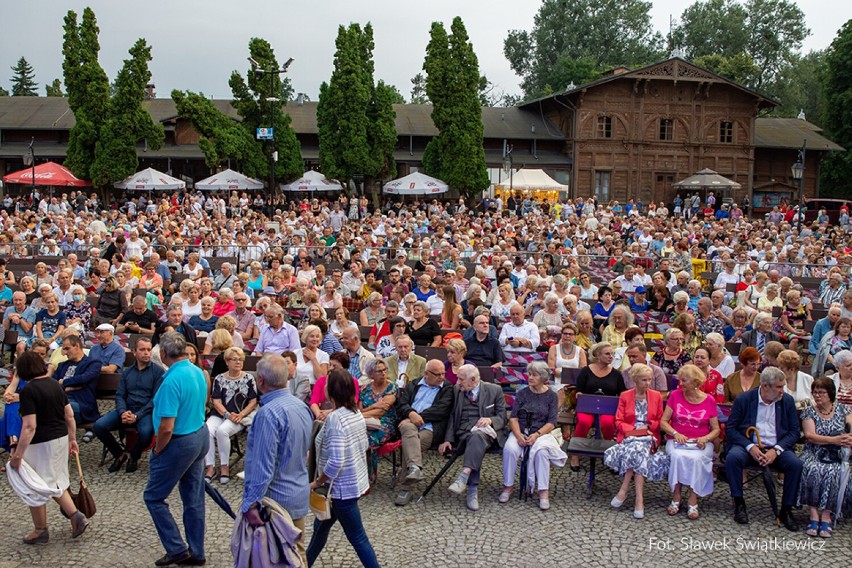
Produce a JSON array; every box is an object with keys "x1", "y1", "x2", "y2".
[{"x1": 424, "y1": 359, "x2": 445, "y2": 386}]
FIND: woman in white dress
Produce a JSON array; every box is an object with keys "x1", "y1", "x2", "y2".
[{"x1": 291, "y1": 325, "x2": 329, "y2": 404}]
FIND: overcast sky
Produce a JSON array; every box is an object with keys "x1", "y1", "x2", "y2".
[{"x1": 2, "y1": 1, "x2": 850, "y2": 101}]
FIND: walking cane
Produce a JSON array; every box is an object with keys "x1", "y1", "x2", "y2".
[
  {"x1": 517, "y1": 409, "x2": 532, "y2": 501},
  {"x1": 417, "y1": 448, "x2": 461, "y2": 504},
  {"x1": 745, "y1": 426, "x2": 780, "y2": 524}
]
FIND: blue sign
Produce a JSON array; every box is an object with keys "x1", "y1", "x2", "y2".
[{"x1": 256, "y1": 127, "x2": 274, "y2": 140}]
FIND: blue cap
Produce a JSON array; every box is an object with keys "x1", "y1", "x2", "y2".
[{"x1": 634, "y1": 286, "x2": 647, "y2": 294}]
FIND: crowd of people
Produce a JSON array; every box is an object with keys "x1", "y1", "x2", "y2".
[{"x1": 1, "y1": 187, "x2": 852, "y2": 564}]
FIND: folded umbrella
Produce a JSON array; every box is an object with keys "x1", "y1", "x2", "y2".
[
  {"x1": 745, "y1": 426, "x2": 779, "y2": 523},
  {"x1": 205, "y1": 481, "x2": 236, "y2": 519}
]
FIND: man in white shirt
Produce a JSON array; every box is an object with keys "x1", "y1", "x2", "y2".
[
  {"x1": 498, "y1": 305, "x2": 540, "y2": 354},
  {"x1": 615, "y1": 264, "x2": 641, "y2": 293}
]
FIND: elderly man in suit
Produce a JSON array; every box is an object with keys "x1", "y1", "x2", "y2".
[
  {"x1": 393, "y1": 359, "x2": 454, "y2": 506},
  {"x1": 740, "y1": 312, "x2": 780, "y2": 355},
  {"x1": 724, "y1": 367, "x2": 802, "y2": 531},
  {"x1": 438, "y1": 364, "x2": 507, "y2": 511},
  {"x1": 385, "y1": 335, "x2": 426, "y2": 387}
]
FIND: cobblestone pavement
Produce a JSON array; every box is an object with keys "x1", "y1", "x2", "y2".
[{"x1": 1, "y1": 437, "x2": 850, "y2": 568}]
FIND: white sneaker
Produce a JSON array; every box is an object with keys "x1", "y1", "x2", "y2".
[
  {"x1": 466, "y1": 488, "x2": 479, "y2": 511},
  {"x1": 448, "y1": 473, "x2": 469, "y2": 495},
  {"x1": 498, "y1": 489, "x2": 512, "y2": 503}
]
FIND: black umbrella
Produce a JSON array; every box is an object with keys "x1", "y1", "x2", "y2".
[
  {"x1": 745, "y1": 426, "x2": 779, "y2": 523},
  {"x1": 517, "y1": 409, "x2": 532, "y2": 501},
  {"x1": 205, "y1": 480, "x2": 236, "y2": 519}
]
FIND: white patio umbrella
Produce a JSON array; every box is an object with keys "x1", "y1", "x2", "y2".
[
  {"x1": 282, "y1": 170, "x2": 343, "y2": 192},
  {"x1": 114, "y1": 167, "x2": 186, "y2": 191},
  {"x1": 195, "y1": 168, "x2": 264, "y2": 191},
  {"x1": 383, "y1": 172, "x2": 448, "y2": 195}
]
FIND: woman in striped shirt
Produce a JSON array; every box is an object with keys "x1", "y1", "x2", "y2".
[{"x1": 307, "y1": 369, "x2": 380, "y2": 568}]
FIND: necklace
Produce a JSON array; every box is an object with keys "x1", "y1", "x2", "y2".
[
  {"x1": 816, "y1": 403, "x2": 834, "y2": 417},
  {"x1": 560, "y1": 344, "x2": 575, "y2": 358}
]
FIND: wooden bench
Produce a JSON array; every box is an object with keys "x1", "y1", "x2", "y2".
[{"x1": 565, "y1": 394, "x2": 619, "y2": 498}]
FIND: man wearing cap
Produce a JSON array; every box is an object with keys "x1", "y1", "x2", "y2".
[
  {"x1": 90, "y1": 324, "x2": 127, "y2": 374},
  {"x1": 629, "y1": 286, "x2": 650, "y2": 312}
]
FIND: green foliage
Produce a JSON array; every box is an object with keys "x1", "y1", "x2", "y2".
[
  {"x1": 172, "y1": 90, "x2": 267, "y2": 176},
  {"x1": 45, "y1": 79, "x2": 64, "y2": 97},
  {"x1": 765, "y1": 50, "x2": 826, "y2": 125},
  {"x1": 819, "y1": 21, "x2": 852, "y2": 197},
  {"x1": 674, "y1": 0, "x2": 809, "y2": 89},
  {"x1": 90, "y1": 39, "x2": 164, "y2": 187},
  {"x1": 10, "y1": 57, "x2": 38, "y2": 96},
  {"x1": 0, "y1": 86, "x2": 8, "y2": 96},
  {"x1": 423, "y1": 17, "x2": 489, "y2": 198},
  {"x1": 383, "y1": 83, "x2": 406, "y2": 105},
  {"x1": 318, "y1": 23, "x2": 398, "y2": 187},
  {"x1": 229, "y1": 37, "x2": 302, "y2": 185},
  {"x1": 504, "y1": 0, "x2": 664, "y2": 99},
  {"x1": 62, "y1": 8, "x2": 110, "y2": 180},
  {"x1": 693, "y1": 52, "x2": 761, "y2": 86},
  {"x1": 410, "y1": 72, "x2": 428, "y2": 104}
]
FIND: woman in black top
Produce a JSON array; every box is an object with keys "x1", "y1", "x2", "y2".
[
  {"x1": 8, "y1": 351, "x2": 89, "y2": 543},
  {"x1": 406, "y1": 301, "x2": 441, "y2": 346},
  {"x1": 93, "y1": 276, "x2": 128, "y2": 328},
  {"x1": 570, "y1": 341, "x2": 625, "y2": 469}
]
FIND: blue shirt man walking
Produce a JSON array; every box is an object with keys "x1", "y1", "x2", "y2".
[{"x1": 144, "y1": 332, "x2": 209, "y2": 567}]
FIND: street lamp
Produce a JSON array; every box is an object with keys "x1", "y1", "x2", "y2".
[
  {"x1": 249, "y1": 56, "x2": 294, "y2": 199},
  {"x1": 503, "y1": 142, "x2": 514, "y2": 196},
  {"x1": 790, "y1": 138, "x2": 807, "y2": 232},
  {"x1": 27, "y1": 137, "x2": 36, "y2": 203}
]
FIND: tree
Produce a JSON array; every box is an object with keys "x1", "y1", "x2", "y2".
[
  {"x1": 318, "y1": 23, "x2": 398, "y2": 194},
  {"x1": 45, "y1": 79, "x2": 64, "y2": 97},
  {"x1": 172, "y1": 90, "x2": 266, "y2": 176},
  {"x1": 765, "y1": 50, "x2": 826, "y2": 125},
  {"x1": 410, "y1": 72, "x2": 429, "y2": 104},
  {"x1": 90, "y1": 39, "x2": 164, "y2": 187},
  {"x1": 819, "y1": 21, "x2": 852, "y2": 198},
  {"x1": 504, "y1": 0, "x2": 664, "y2": 99},
  {"x1": 229, "y1": 38, "x2": 302, "y2": 186},
  {"x1": 0, "y1": 86, "x2": 8, "y2": 96},
  {"x1": 383, "y1": 83, "x2": 406, "y2": 105},
  {"x1": 693, "y1": 52, "x2": 761, "y2": 86},
  {"x1": 62, "y1": 8, "x2": 110, "y2": 180},
  {"x1": 10, "y1": 57, "x2": 38, "y2": 96},
  {"x1": 423, "y1": 18, "x2": 489, "y2": 198},
  {"x1": 673, "y1": 0, "x2": 809, "y2": 89}
]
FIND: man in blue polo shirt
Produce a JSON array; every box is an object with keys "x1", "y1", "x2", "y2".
[
  {"x1": 89, "y1": 324, "x2": 126, "y2": 374},
  {"x1": 144, "y1": 332, "x2": 209, "y2": 567}
]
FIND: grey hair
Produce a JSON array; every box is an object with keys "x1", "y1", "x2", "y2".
[
  {"x1": 609, "y1": 304, "x2": 634, "y2": 326},
  {"x1": 413, "y1": 300, "x2": 429, "y2": 313},
  {"x1": 167, "y1": 303, "x2": 184, "y2": 315},
  {"x1": 526, "y1": 360, "x2": 551, "y2": 382},
  {"x1": 543, "y1": 292, "x2": 558, "y2": 304},
  {"x1": 754, "y1": 312, "x2": 773, "y2": 326},
  {"x1": 457, "y1": 364, "x2": 480, "y2": 383},
  {"x1": 673, "y1": 290, "x2": 689, "y2": 304},
  {"x1": 256, "y1": 353, "x2": 290, "y2": 388},
  {"x1": 159, "y1": 331, "x2": 187, "y2": 360},
  {"x1": 363, "y1": 357, "x2": 387, "y2": 377},
  {"x1": 759, "y1": 366, "x2": 786, "y2": 386},
  {"x1": 834, "y1": 350, "x2": 852, "y2": 369}
]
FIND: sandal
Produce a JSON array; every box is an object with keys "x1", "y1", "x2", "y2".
[
  {"x1": 805, "y1": 520, "x2": 819, "y2": 537},
  {"x1": 666, "y1": 500, "x2": 680, "y2": 516},
  {"x1": 818, "y1": 521, "x2": 833, "y2": 538},
  {"x1": 687, "y1": 504, "x2": 699, "y2": 520}
]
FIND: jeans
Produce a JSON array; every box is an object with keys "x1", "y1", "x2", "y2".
[
  {"x1": 93, "y1": 410, "x2": 155, "y2": 459},
  {"x1": 306, "y1": 496, "x2": 379, "y2": 568},
  {"x1": 69, "y1": 401, "x2": 83, "y2": 425},
  {"x1": 143, "y1": 427, "x2": 209, "y2": 559}
]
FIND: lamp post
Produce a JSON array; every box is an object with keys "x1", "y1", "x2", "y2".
[
  {"x1": 790, "y1": 138, "x2": 807, "y2": 233},
  {"x1": 27, "y1": 137, "x2": 36, "y2": 204},
  {"x1": 248, "y1": 56, "x2": 293, "y2": 200},
  {"x1": 503, "y1": 142, "x2": 514, "y2": 197}
]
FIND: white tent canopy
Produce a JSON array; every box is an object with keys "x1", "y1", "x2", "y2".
[
  {"x1": 195, "y1": 168, "x2": 264, "y2": 191},
  {"x1": 114, "y1": 167, "x2": 186, "y2": 191},
  {"x1": 282, "y1": 170, "x2": 343, "y2": 192},
  {"x1": 383, "y1": 171, "x2": 448, "y2": 195},
  {"x1": 497, "y1": 168, "x2": 568, "y2": 191}
]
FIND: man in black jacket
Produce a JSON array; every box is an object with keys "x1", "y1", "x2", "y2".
[{"x1": 393, "y1": 359, "x2": 454, "y2": 506}]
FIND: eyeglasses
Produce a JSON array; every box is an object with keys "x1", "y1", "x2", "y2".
[
  {"x1": 426, "y1": 370, "x2": 446, "y2": 377},
  {"x1": 812, "y1": 390, "x2": 828, "y2": 396},
  {"x1": 562, "y1": 332, "x2": 575, "y2": 336},
  {"x1": 227, "y1": 358, "x2": 243, "y2": 363}
]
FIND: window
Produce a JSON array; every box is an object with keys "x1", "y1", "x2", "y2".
[
  {"x1": 597, "y1": 115, "x2": 612, "y2": 139},
  {"x1": 594, "y1": 171, "x2": 611, "y2": 201},
  {"x1": 719, "y1": 121, "x2": 733, "y2": 143},
  {"x1": 659, "y1": 118, "x2": 673, "y2": 141}
]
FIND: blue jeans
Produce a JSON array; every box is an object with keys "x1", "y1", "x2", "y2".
[
  {"x1": 68, "y1": 401, "x2": 84, "y2": 425},
  {"x1": 306, "y1": 496, "x2": 379, "y2": 568},
  {"x1": 143, "y1": 427, "x2": 209, "y2": 559},
  {"x1": 93, "y1": 410, "x2": 155, "y2": 459}
]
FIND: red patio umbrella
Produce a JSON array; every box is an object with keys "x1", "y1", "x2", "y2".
[{"x1": 2, "y1": 161, "x2": 92, "y2": 187}]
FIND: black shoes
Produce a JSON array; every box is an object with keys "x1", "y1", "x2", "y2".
[
  {"x1": 779, "y1": 506, "x2": 800, "y2": 532},
  {"x1": 177, "y1": 557, "x2": 206, "y2": 566},
  {"x1": 108, "y1": 454, "x2": 128, "y2": 473},
  {"x1": 733, "y1": 498, "x2": 749, "y2": 525},
  {"x1": 125, "y1": 456, "x2": 138, "y2": 473},
  {"x1": 155, "y1": 550, "x2": 192, "y2": 566}
]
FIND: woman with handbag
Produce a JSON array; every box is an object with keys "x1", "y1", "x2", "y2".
[
  {"x1": 799, "y1": 377, "x2": 852, "y2": 538},
  {"x1": 604, "y1": 363, "x2": 668, "y2": 519},
  {"x1": 307, "y1": 369, "x2": 380, "y2": 568},
  {"x1": 204, "y1": 347, "x2": 258, "y2": 485},
  {"x1": 7, "y1": 351, "x2": 89, "y2": 543}
]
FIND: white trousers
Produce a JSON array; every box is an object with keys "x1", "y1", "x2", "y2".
[
  {"x1": 502, "y1": 435, "x2": 555, "y2": 491},
  {"x1": 205, "y1": 415, "x2": 244, "y2": 467}
]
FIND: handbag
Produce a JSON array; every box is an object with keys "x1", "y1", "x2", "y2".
[
  {"x1": 309, "y1": 483, "x2": 333, "y2": 521},
  {"x1": 63, "y1": 453, "x2": 96, "y2": 518}
]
